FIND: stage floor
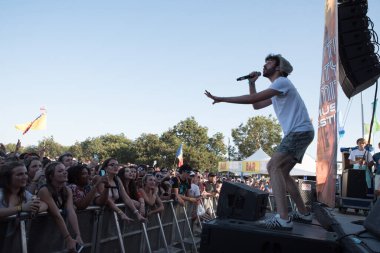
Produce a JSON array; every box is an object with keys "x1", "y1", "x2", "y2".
[{"x1": 329, "y1": 208, "x2": 380, "y2": 253}]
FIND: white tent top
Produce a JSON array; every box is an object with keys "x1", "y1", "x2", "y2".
[
  {"x1": 291, "y1": 153, "x2": 316, "y2": 176},
  {"x1": 243, "y1": 149, "x2": 316, "y2": 176},
  {"x1": 244, "y1": 148, "x2": 270, "y2": 161}
]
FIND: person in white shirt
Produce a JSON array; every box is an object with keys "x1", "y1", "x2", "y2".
[
  {"x1": 349, "y1": 138, "x2": 374, "y2": 189},
  {"x1": 205, "y1": 54, "x2": 314, "y2": 230}
]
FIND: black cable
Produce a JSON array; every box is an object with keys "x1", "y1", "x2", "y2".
[
  {"x1": 366, "y1": 81, "x2": 378, "y2": 146},
  {"x1": 336, "y1": 229, "x2": 367, "y2": 242}
]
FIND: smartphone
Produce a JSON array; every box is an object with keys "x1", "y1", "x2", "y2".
[
  {"x1": 76, "y1": 243, "x2": 84, "y2": 253},
  {"x1": 99, "y1": 169, "x2": 106, "y2": 176}
]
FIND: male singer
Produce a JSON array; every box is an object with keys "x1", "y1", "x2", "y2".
[{"x1": 205, "y1": 54, "x2": 314, "y2": 230}]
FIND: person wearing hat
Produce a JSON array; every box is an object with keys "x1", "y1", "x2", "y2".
[
  {"x1": 203, "y1": 172, "x2": 218, "y2": 198},
  {"x1": 171, "y1": 164, "x2": 198, "y2": 206},
  {"x1": 205, "y1": 54, "x2": 314, "y2": 230}
]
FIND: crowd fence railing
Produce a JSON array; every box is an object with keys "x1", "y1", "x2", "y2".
[{"x1": 0, "y1": 197, "x2": 218, "y2": 253}]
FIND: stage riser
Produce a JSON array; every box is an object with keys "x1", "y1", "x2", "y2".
[{"x1": 200, "y1": 219, "x2": 341, "y2": 253}]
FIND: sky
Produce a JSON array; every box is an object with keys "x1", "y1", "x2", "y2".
[{"x1": 1, "y1": 0, "x2": 380, "y2": 160}]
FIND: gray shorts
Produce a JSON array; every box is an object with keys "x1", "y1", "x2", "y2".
[{"x1": 276, "y1": 131, "x2": 314, "y2": 163}]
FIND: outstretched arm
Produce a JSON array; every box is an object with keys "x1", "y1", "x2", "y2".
[{"x1": 204, "y1": 88, "x2": 279, "y2": 107}]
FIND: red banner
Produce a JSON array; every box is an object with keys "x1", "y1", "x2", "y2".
[{"x1": 316, "y1": 0, "x2": 338, "y2": 207}]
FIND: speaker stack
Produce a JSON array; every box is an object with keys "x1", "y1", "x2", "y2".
[
  {"x1": 338, "y1": 0, "x2": 380, "y2": 98},
  {"x1": 342, "y1": 169, "x2": 367, "y2": 198}
]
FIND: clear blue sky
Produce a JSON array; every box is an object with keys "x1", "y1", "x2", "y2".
[{"x1": 1, "y1": 0, "x2": 380, "y2": 159}]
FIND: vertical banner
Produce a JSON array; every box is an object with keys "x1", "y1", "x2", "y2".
[{"x1": 316, "y1": 0, "x2": 338, "y2": 207}]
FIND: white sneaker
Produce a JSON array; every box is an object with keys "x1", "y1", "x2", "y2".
[
  {"x1": 290, "y1": 211, "x2": 313, "y2": 223},
  {"x1": 257, "y1": 214, "x2": 293, "y2": 231}
]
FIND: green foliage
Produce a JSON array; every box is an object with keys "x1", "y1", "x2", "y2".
[
  {"x1": 4, "y1": 117, "x2": 227, "y2": 172},
  {"x1": 37, "y1": 136, "x2": 66, "y2": 159},
  {"x1": 231, "y1": 115, "x2": 282, "y2": 158}
]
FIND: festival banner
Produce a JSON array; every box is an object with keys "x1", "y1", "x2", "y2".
[
  {"x1": 229, "y1": 161, "x2": 242, "y2": 174},
  {"x1": 218, "y1": 162, "x2": 229, "y2": 172},
  {"x1": 316, "y1": 0, "x2": 338, "y2": 207},
  {"x1": 242, "y1": 161, "x2": 260, "y2": 173}
]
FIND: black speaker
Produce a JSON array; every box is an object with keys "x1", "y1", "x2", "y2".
[
  {"x1": 364, "y1": 199, "x2": 380, "y2": 239},
  {"x1": 216, "y1": 181, "x2": 268, "y2": 221},
  {"x1": 342, "y1": 169, "x2": 367, "y2": 198},
  {"x1": 338, "y1": 1, "x2": 380, "y2": 98}
]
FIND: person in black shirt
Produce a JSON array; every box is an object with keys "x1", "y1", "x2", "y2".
[{"x1": 171, "y1": 164, "x2": 197, "y2": 206}]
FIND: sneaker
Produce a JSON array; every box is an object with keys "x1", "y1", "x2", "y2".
[
  {"x1": 256, "y1": 214, "x2": 293, "y2": 231},
  {"x1": 290, "y1": 211, "x2": 313, "y2": 223}
]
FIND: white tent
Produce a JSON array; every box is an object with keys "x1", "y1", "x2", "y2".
[
  {"x1": 291, "y1": 153, "x2": 316, "y2": 176},
  {"x1": 244, "y1": 149, "x2": 316, "y2": 176},
  {"x1": 244, "y1": 148, "x2": 271, "y2": 162}
]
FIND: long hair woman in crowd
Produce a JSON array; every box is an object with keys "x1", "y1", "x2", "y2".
[
  {"x1": 37, "y1": 162, "x2": 83, "y2": 252},
  {"x1": 67, "y1": 164, "x2": 109, "y2": 210},
  {"x1": 155, "y1": 171, "x2": 172, "y2": 201},
  {"x1": 117, "y1": 165, "x2": 145, "y2": 215},
  {"x1": 24, "y1": 156, "x2": 45, "y2": 195},
  {"x1": 138, "y1": 174, "x2": 164, "y2": 217},
  {"x1": 95, "y1": 158, "x2": 146, "y2": 222},
  {"x1": 0, "y1": 161, "x2": 46, "y2": 218}
]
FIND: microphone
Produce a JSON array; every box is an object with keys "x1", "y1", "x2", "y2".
[{"x1": 236, "y1": 72, "x2": 261, "y2": 81}]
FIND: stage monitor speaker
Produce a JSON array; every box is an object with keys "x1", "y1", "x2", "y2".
[
  {"x1": 364, "y1": 199, "x2": 380, "y2": 240},
  {"x1": 338, "y1": 1, "x2": 380, "y2": 98},
  {"x1": 342, "y1": 169, "x2": 367, "y2": 198},
  {"x1": 216, "y1": 181, "x2": 268, "y2": 221}
]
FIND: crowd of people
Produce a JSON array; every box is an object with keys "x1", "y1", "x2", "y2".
[{"x1": 0, "y1": 145, "x2": 269, "y2": 252}]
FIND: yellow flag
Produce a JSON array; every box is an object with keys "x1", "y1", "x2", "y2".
[{"x1": 15, "y1": 113, "x2": 47, "y2": 134}]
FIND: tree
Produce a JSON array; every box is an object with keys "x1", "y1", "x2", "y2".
[
  {"x1": 133, "y1": 133, "x2": 163, "y2": 166},
  {"x1": 36, "y1": 136, "x2": 66, "y2": 159},
  {"x1": 78, "y1": 134, "x2": 133, "y2": 164},
  {"x1": 164, "y1": 117, "x2": 227, "y2": 171},
  {"x1": 231, "y1": 115, "x2": 282, "y2": 158}
]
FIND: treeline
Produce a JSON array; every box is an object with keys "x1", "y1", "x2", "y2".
[{"x1": 3, "y1": 116, "x2": 281, "y2": 171}]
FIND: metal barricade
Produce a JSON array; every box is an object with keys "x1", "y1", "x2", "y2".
[{"x1": 1, "y1": 197, "x2": 220, "y2": 253}]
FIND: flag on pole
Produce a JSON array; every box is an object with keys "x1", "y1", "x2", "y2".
[
  {"x1": 15, "y1": 108, "x2": 47, "y2": 135},
  {"x1": 364, "y1": 115, "x2": 380, "y2": 134},
  {"x1": 176, "y1": 143, "x2": 183, "y2": 167}
]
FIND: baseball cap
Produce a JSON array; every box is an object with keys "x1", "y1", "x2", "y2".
[
  {"x1": 277, "y1": 54, "x2": 293, "y2": 74},
  {"x1": 179, "y1": 164, "x2": 193, "y2": 173}
]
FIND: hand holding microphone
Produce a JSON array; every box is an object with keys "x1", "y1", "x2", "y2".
[{"x1": 236, "y1": 71, "x2": 261, "y2": 81}]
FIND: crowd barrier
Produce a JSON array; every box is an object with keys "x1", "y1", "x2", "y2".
[{"x1": 0, "y1": 198, "x2": 218, "y2": 253}]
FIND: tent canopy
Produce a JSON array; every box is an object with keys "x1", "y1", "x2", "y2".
[
  {"x1": 244, "y1": 148, "x2": 270, "y2": 161},
  {"x1": 218, "y1": 148, "x2": 316, "y2": 177},
  {"x1": 291, "y1": 153, "x2": 316, "y2": 176},
  {"x1": 244, "y1": 149, "x2": 316, "y2": 176}
]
